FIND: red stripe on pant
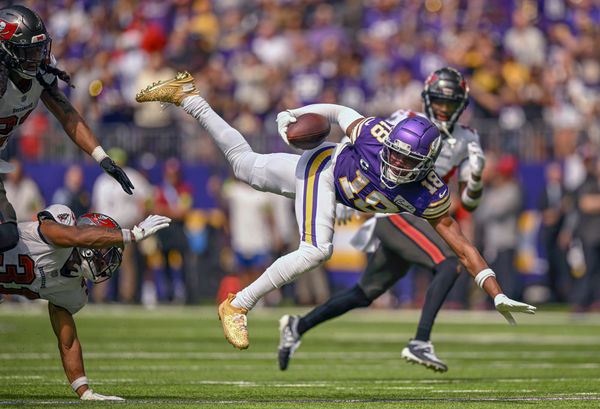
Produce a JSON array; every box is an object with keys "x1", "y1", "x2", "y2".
[{"x1": 389, "y1": 214, "x2": 446, "y2": 264}]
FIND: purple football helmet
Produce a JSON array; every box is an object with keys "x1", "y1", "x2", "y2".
[{"x1": 380, "y1": 116, "x2": 441, "y2": 187}]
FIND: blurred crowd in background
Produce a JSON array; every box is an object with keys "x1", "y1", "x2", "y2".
[{"x1": 1, "y1": 0, "x2": 599, "y2": 312}]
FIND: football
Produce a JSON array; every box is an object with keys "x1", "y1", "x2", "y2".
[{"x1": 286, "y1": 113, "x2": 331, "y2": 150}]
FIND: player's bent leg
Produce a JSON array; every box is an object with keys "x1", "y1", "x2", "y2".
[
  {"x1": 278, "y1": 314, "x2": 301, "y2": 370},
  {"x1": 298, "y1": 284, "x2": 372, "y2": 335},
  {"x1": 414, "y1": 257, "x2": 461, "y2": 342},
  {"x1": 403, "y1": 257, "x2": 460, "y2": 373},
  {"x1": 234, "y1": 242, "x2": 332, "y2": 311},
  {"x1": 280, "y1": 285, "x2": 372, "y2": 371},
  {"x1": 181, "y1": 94, "x2": 298, "y2": 197},
  {"x1": 357, "y1": 244, "x2": 412, "y2": 301},
  {"x1": 137, "y1": 73, "x2": 299, "y2": 197},
  {"x1": 223, "y1": 242, "x2": 331, "y2": 349},
  {"x1": 0, "y1": 186, "x2": 19, "y2": 253}
]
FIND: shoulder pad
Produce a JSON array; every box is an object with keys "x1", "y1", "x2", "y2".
[
  {"x1": 38, "y1": 204, "x2": 76, "y2": 226},
  {"x1": 454, "y1": 122, "x2": 479, "y2": 138}
]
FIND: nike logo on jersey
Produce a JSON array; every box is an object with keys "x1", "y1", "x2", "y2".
[{"x1": 438, "y1": 189, "x2": 448, "y2": 198}]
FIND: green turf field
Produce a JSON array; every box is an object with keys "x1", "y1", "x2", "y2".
[{"x1": 1, "y1": 303, "x2": 599, "y2": 408}]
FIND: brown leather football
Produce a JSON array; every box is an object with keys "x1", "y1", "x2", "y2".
[{"x1": 286, "y1": 113, "x2": 331, "y2": 150}]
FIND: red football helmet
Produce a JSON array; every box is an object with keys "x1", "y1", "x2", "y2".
[
  {"x1": 0, "y1": 5, "x2": 52, "y2": 78},
  {"x1": 75, "y1": 213, "x2": 123, "y2": 283}
]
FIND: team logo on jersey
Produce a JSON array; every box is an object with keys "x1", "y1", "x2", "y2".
[
  {"x1": 57, "y1": 213, "x2": 72, "y2": 223},
  {"x1": 0, "y1": 20, "x2": 18, "y2": 40},
  {"x1": 393, "y1": 195, "x2": 416, "y2": 213}
]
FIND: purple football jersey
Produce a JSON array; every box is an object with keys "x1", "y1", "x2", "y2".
[{"x1": 333, "y1": 117, "x2": 451, "y2": 219}]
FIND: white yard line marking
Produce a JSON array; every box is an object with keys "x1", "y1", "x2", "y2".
[
  {"x1": 2, "y1": 349, "x2": 600, "y2": 361},
  {"x1": 4, "y1": 378, "x2": 599, "y2": 387},
  {"x1": 1, "y1": 396, "x2": 600, "y2": 405}
]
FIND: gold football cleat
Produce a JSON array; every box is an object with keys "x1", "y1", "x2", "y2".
[
  {"x1": 218, "y1": 293, "x2": 249, "y2": 349},
  {"x1": 135, "y1": 71, "x2": 199, "y2": 106}
]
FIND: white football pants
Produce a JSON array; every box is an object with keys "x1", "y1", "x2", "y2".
[{"x1": 182, "y1": 95, "x2": 336, "y2": 310}]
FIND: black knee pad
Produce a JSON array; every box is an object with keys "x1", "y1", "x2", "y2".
[
  {"x1": 0, "y1": 222, "x2": 19, "y2": 252},
  {"x1": 352, "y1": 284, "x2": 374, "y2": 307}
]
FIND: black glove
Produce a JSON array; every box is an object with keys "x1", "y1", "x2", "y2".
[{"x1": 100, "y1": 157, "x2": 135, "y2": 195}]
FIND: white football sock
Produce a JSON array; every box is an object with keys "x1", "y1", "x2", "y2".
[{"x1": 231, "y1": 242, "x2": 330, "y2": 310}]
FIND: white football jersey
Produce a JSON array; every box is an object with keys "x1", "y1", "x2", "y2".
[
  {"x1": 0, "y1": 61, "x2": 56, "y2": 151},
  {"x1": 386, "y1": 109, "x2": 481, "y2": 182},
  {"x1": 0, "y1": 204, "x2": 88, "y2": 314}
]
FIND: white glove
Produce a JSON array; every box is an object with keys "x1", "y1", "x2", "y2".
[
  {"x1": 494, "y1": 294, "x2": 536, "y2": 326},
  {"x1": 276, "y1": 110, "x2": 297, "y2": 146},
  {"x1": 132, "y1": 215, "x2": 171, "y2": 241},
  {"x1": 80, "y1": 389, "x2": 124, "y2": 401},
  {"x1": 335, "y1": 203, "x2": 356, "y2": 225},
  {"x1": 467, "y1": 142, "x2": 485, "y2": 177}
]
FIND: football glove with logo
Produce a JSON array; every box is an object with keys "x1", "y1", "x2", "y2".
[{"x1": 100, "y1": 157, "x2": 135, "y2": 195}]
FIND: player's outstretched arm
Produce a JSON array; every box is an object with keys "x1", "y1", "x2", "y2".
[
  {"x1": 40, "y1": 83, "x2": 134, "y2": 195},
  {"x1": 39, "y1": 215, "x2": 171, "y2": 248},
  {"x1": 429, "y1": 213, "x2": 536, "y2": 324},
  {"x1": 277, "y1": 104, "x2": 364, "y2": 142},
  {"x1": 48, "y1": 303, "x2": 124, "y2": 400}
]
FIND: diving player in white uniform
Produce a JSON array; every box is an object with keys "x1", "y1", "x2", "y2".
[
  {"x1": 0, "y1": 5, "x2": 134, "y2": 256},
  {"x1": 136, "y1": 71, "x2": 535, "y2": 352},
  {"x1": 277, "y1": 67, "x2": 486, "y2": 372},
  {"x1": 0, "y1": 204, "x2": 170, "y2": 400}
]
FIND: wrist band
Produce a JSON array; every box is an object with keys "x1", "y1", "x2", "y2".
[
  {"x1": 71, "y1": 376, "x2": 88, "y2": 392},
  {"x1": 91, "y1": 146, "x2": 108, "y2": 163},
  {"x1": 474, "y1": 268, "x2": 496, "y2": 289},
  {"x1": 461, "y1": 188, "x2": 482, "y2": 209},
  {"x1": 467, "y1": 176, "x2": 483, "y2": 192},
  {"x1": 122, "y1": 229, "x2": 132, "y2": 244}
]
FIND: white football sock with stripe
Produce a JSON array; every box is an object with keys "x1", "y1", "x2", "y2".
[{"x1": 232, "y1": 242, "x2": 330, "y2": 310}]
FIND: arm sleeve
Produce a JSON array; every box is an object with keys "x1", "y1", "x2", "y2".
[{"x1": 288, "y1": 104, "x2": 363, "y2": 134}]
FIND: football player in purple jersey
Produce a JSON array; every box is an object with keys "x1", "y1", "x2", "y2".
[
  {"x1": 0, "y1": 204, "x2": 170, "y2": 400},
  {"x1": 0, "y1": 5, "x2": 134, "y2": 254},
  {"x1": 135, "y1": 72, "x2": 536, "y2": 351},
  {"x1": 277, "y1": 67, "x2": 485, "y2": 372}
]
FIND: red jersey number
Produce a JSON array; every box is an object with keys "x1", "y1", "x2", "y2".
[
  {"x1": 0, "y1": 254, "x2": 36, "y2": 285},
  {"x1": 0, "y1": 108, "x2": 35, "y2": 136}
]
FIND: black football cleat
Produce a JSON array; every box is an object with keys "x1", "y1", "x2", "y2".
[
  {"x1": 278, "y1": 314, "x2": 301, "y2": 370},
  {"x1": 401, "y1": 339, "x2": 448, "y2": 372}
]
